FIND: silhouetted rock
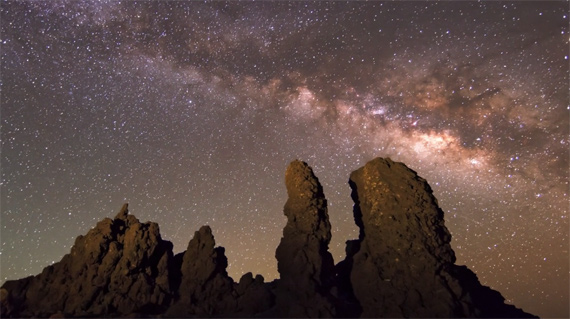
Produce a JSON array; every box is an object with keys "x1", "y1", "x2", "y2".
[
  {"x1": 234, "y1": 273, "x2": 274, "y2": 316},
  {"x1": 343, "y1": 157, "x2": 536, "y2": 318},
  {"x1": 1, "y1": 204, "x2": 176, "y2": 318},
  {"x1": 167, "y1": 226, "x2": 235, "y2": 316},
  {"x1": 0, "y1": 158, "x2": 537, "y2": 318},
  {"x1": 271, "y1": 160, "x2": 337, "y2": 317},
  {"x1": 166, "y1": 225, "x2": 274, "y2": 317}
]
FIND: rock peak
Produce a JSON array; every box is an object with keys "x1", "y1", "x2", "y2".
[
  {"x1": 284, "y1": 160, "x2": 324, "y2": 199},
  {"x1": 114, "y1": 203, "x2": 129, "y2": 220},
  {"x1": 272, "y1": 160, "x2": 336, "y2": 317},
  {"x1": 343, "y1": 157, "x2": 534, "y2": 318},
  {"x1": 1, "y1": 202, "x2": 175, "y2": 317},
  {"x1": 350, "y1": 157, "x2": 453, "y2": 262},
  {"x1": 0, "y1": 158, "x2": 537, "y2": 318}
]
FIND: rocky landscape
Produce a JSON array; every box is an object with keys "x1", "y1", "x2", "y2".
[{"x1": 0, "y1": 158, "x2": 537, "y2": 318}]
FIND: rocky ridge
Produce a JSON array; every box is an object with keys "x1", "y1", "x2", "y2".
[{"x1": 0, "y1": 158, "x2": 537, "y2": 318}]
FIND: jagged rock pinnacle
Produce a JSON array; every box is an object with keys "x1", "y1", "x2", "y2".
[
  {"x1": 0, "y1": 159, "x2": 537, "y2": 318},
  {"x1": 1, "y1": 204, "x2": 176, "y2": 318},
  {"x1": 273, "y1": 160, "x2": 336, "y2": 317},
  {"x1": 167, "y1": 225, "x2": 236, "y2": 316},
  {"x1": 114, "y1": 203, "x2": 129, "y2": 220}
]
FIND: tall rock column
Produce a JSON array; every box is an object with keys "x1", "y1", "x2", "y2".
[
  {"x1": 344, "y1": 157, "x2": 537, "y2": 318},
  {"x1": 273, "y1": 160, "x2": 336, "y2": 317},
  {"x1": 346, "y1": 158, "x2": 457, "y2": 317}
]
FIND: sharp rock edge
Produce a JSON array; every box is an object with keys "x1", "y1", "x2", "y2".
[{"x1": 1, "y1": 158, "x2": 537, "y2": 318}]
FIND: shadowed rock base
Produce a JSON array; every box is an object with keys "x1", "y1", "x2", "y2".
[{"x1": 1, "y1": 158, "x2": 537, "y2": 318}]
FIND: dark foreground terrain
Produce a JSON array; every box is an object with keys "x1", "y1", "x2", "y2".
[{"x1": 0, "y1": 158, "x2": 537, "y2": 318}]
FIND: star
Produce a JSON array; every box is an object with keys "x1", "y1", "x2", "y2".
[{"x1": 1, "y1": 1, "x2": 567, "y2": 317}]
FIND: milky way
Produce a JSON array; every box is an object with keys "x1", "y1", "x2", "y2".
[{"x1": 1, "y1": 1, "x2": 568, "y2": 317}]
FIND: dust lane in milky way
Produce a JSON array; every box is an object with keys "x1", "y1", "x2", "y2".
[{"x1": 1, "y1": 1, "x2": 568, "y2": 317}]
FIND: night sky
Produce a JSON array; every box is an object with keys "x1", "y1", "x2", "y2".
[{"x1": 1, "y1": 1, "x2": 568, "y2": 317}]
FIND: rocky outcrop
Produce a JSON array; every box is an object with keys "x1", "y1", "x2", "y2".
[
  {"x1": 1, "y1": 204, "x2": 176, "y2": 318},
  {"x1": 167, "y1": 225, "x2": 272, "y2": 317},
  {"x1": 234, "y1": 272, "x2": 274, "y2": 316},
  {"x1": 342, "y1": 157, "x2": 535, "y2": 318},
  {"x1": 166, "y1": 226, "x2": 234, "y2": 316},
  {"x1": 0, "y1": 158, "x2": 537, "y2": 318},
  {"x1": 271, "y1": 160, "x2": 336, "y2": 317}
]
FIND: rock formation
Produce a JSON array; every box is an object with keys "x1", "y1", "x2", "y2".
[
  {"x1": 166, "y1": 226, "x2": 272, "y2": 317},
  {"x1": 166, "y1": 226, "x2": 235, "y2": 316},
  {"x1": 1, "y1": 204, "x2": 176, "y2": 317},
  {"x1": 341, "y1": 157, "x2": 535, "y2": 318},
  {"x1": 0, "y1": 158, "x2": 537, "y2": 318},
  {"x1": 272, "y1": 160, "x2": 336, "y2": 317}
]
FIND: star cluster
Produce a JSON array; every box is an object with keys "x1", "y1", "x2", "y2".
[{"x1": 1, "y1": 1, "x2": 568, "y2": 317}]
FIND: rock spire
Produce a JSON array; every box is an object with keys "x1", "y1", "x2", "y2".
[
  {"x1": 0, "y1": 158, "x2": 537, "y2": 318},
  {"x1": 342, "y1": 157, "x2": 535, "y2": 318},
  {"x1": 273, "y1": 160, "x2": 336, "y2": 317}
]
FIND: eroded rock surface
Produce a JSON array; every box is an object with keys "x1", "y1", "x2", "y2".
[
  {"x1": 1, "y1": 204, "x2": 176, "y2": 318},
  {"x1": 343, "y1": 157, "x2": 536, "y2": 318},
  {"x1": 1, "y1": 158, "x2": 537, "y2": 318},
  {"x1": 167, "y1": 225, "x2": 273, "y2": 317},
  {"x1": 272, "y1": 160, "x2": 336, "y2": 317}
]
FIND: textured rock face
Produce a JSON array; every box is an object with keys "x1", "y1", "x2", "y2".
[
  {"x1": 1, "y1": 158, "x2": 537, "y2": 318},
  {"x1": 344, "y1": 157, "x2": 535, "y2": 318},
  {"x1": 1, "y1": 204, "x2": 176, "y2": 318},
  {"x1": 346, "y1": 158, "x2": 456, "y2": 317},
  {"x1": 168, "y1": 226, "x2": 236, "y2": 316},
  {"x1": 179, "y1": 226, "x2": 234, "y2": 309},
  {"x1": 167, "y1": 226, "x2": 273, "y2": 317},
  {"x1": 273, "y1": 160, "x2": 336, "y2": 317}
]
